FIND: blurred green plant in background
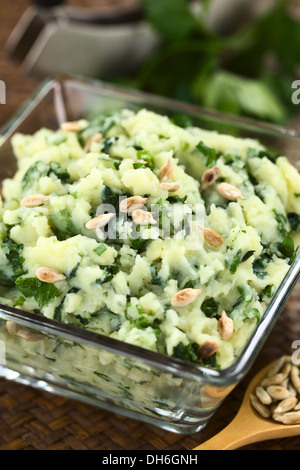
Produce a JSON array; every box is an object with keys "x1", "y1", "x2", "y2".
[{"x1": 118, "y1": 0, "x2": 300, "y2": 124}]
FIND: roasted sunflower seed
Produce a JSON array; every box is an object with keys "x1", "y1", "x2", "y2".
[{"x1": 171, "y1": 288, "x2": 202, "y2": 307}]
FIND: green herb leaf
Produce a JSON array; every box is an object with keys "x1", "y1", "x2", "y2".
[
  {"x1": 94, "y1": 243, "x2": 107, "y2": 256},
  {"x1": 49, "y1": 209, "x2": 80, "y2": 241},
  {"x1": 232, "y1": 297, "x2": 243, "y2": 310},
  {"x1": 53, "y1": 287, "x2": 80, "y2": 321},
  {"x1": 22, "y1": 161, "x2": 70, "y2": 189},
  {"x1": 129, "y1": 237, "x2": 149, "y2": 252},
  {"x1": 133, "y1": 161, "x2": 148, "y2": 169},
  {"x1": 245, "y1": 308, "x2": 260, "y2": 325},
  {"x1": 172, "y1": 341, "x2": 199, "y2": 363},
  {"x1": 48, "y1": 162, "x2": 70, "y2": 183},
  {"x1": 98, "y1": 306, "x2": 116, "y2": 316},
  {"x1": 248, "y1": 148, "x2": 278, "y2": 164},
  {"x1": 77, "y1": 113, "x2": 116, "y2": 147},
  {"x1": 96, "y1": 265, "x2": 120, "y2": 285},
  {"x1": 93, "y1": 371, "x2": 111, "y2": 382},
  {"x1": 241, "y1": 250, "x2": 255, "y2": 262},
  {"x1": 141, "y1": 0, "x2": 199, "y2": 41},
  {"x1": 66, "y1": 263, "x2": 80, "y2": 280},
  {"x1": 15, "y1": 277, "x2": 59, "y2": 309},
  {"x1": 222, "y1": 151, "x2": 243, "y2": 167},
  {"x1": 130, "y1": 316, "x2": 151, "y2": 329},
  {"x1": 101, "y1": 137, "x2": 119, "y2": 155},
  {"x1": 172, "y1": 341, "x2": 218, "y2": 367},
  {"x1": 181, "y1": 278, "x2": 196, "y2": 289},
  {"x1": 167, "y1": 195, "x2": 188, "y2": 204},
  {"x1": 22, "y1": 161, "x2": 47, "y2": 189},
  {"x1": 196, "y1": 141, "x2": 217, "y2": 167},
  {"x1": 201, "y1": 353, "x2": 218, "y2": 368},
  {"x1": 273, "y1": 235, "x2": 295, "y2": 261},
  {"x1": 1, "y1": 237, "x2": 25, "y2": 280},
  {"x1": 238, "y1": 284, "x2": 253, "y2": 303},
  {"x1": 52, "y1": 136, "x2": 67, "y2": 146},
  {"x1": 150, "y1": 265, "x2": 164, "y2": 286},
  {"x1": 260, "y1": 284, "x2": 275, "y2": 300},
  {"x1": 170, "y1": 113, "x2": 193, "y2": 128},
  {"x1": 203, "y1": 71, "x2": 286, "y2": 123},
  {"x1": 54, "y1": 296, "x2": 65, "y2": 321},
  {"x1": 102, "y1": 186, "x2": 123, "y2": 213},
  {"x1": 0, "y1": 271, "x2": 15, "y2": 287},
  {"x1": 225, "y1": 249, "x2": 242, "y2": 274},
  {"x1": 135, "y1": 304, "x2": 144, "y2": 316},
  {"x1": 287, "y1": 212, "x2": 300, "y2": 231},
  {"x1": 201, "y1": 297, "x2": 219, "y2": 317},
  {"x1": 13, "y1": 296, "x2": 25, "y2": 307},
  {"x1": 136, "y1": 150, "x2": 155, "y2": 170},
  {"x1": 252, "y1": 250, "x2": 273, "y2": 279},
  {"x1": 272, "y1": 208, "x2": 288, "y2": 236},
  {"x1": 35, "y1": 284, "x2": 60, "y2": 310}
]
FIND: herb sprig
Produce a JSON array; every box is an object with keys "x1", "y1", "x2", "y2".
[{"x1": 125, "y1": 0, "x2": 300, "y2": 124}]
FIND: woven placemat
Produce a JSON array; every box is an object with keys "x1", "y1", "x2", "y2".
[{"x1": 0, "y1": 282, "x2": 299, "y2": 450}]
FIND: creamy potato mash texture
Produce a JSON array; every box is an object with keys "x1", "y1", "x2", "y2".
[{"x1": 0, "y1": 108, "x2": 299, "y2": 369}]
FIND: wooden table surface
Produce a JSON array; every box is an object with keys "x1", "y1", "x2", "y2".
[{"x1": 0, "y1": 0, "x2": 300, "y2": 451}]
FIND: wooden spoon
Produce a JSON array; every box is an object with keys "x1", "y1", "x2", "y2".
[{"x1": 194, "y1": 360, "x2": 300, "y2": 450}]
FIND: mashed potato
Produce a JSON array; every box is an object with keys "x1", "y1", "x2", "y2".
[{"x1": 0, "y1": 108, "x2": 299, "y2": 369}]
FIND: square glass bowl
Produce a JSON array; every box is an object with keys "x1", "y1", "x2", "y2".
[{"x1": 0, "y1": 77, "x2": 299, "y2": 434}]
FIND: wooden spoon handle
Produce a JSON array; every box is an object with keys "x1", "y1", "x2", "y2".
[
  {"x1": 194, "y1": 415, "x2": 300, "y2": 450},
  {"x1": 194, "y1": 417, "x2": 256, "y2": 450}
]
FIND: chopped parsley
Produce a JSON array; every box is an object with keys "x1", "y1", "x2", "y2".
[
  {"x1": 287, "y1": 212, "x2": 300, "y2": 231},
  {"x1": 136, "y1": 150, "x2": 155, "y2": 170},
  {"x1": 273, "y1": 235, "x2": 296, "y2": 262},
  {"x1": 172, "y1": 341, "x2": 199, "y2": 363},
  {"x1": 201, "y1": 297, "x2": 219, "y2": 318},
  {"x1": 129, "y1": 236, "x2": 149, "y2": 252},
  {"x1": 226, "y1": 248, "x2": 258, "y2": 274},
  {"x1": 252, "y1": 250, "x2": 273, "y2": 279},
  {"x1": 273, "y1": 208, "x2": 289, "y2": 236},
  {"x1": 15, "y1": 277, "x2": 59, "y2": 309},
  {"x1": 247, "y1": 147, "x2": 278, "y2": 164},
  {"x1": 172, "y1": 341, "x2": 218, "y2": 367},
  {"x1": 170, "y1": 113, "x2": 193, "y2": 128},
  {"x1": 96, "y1": 265, "x2": 120, "y2": 285},
  {"x1": 238, "y1": 284, "x2": 253, "y2": 303},
  {"x1": 167, "y1": 195, "x2": 188, "y2": 204},
  {"x1": 244, "y1": 308, "x2": 261, "y2": 324},
  {"x1": 225, "y1": 249, "x2": 242, "y2": 274},
  {"x1": 101, "y1": 137, "x2": 119, "y2": 155},
  {"x1": 1, "y1": 237, "x2": 26, "y2": 281},
  {"x1": 77, "y1": 114, "x2": 116, "y2": 147},
  {"x1": 196, "y1": 141, "x2": 217, "y2": 166},
  {"x1": 241, "y1": 250, "x2": 256, "y2": 262},
  {"x1": 260, "y1": 284, "x2": 275, "y2": 300},
  {"x1": 150, "y1": 265, "x2": 164, "y2": 286},
  {"x1": 94, "y1": 243, "x2": 107, "y2": 256},
  {"x1": 22, "y1": 161, "x2": 70, "y2": 189},
  {"x1": 49, "y1": 209, "x2": 80, "y2": 241}
]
